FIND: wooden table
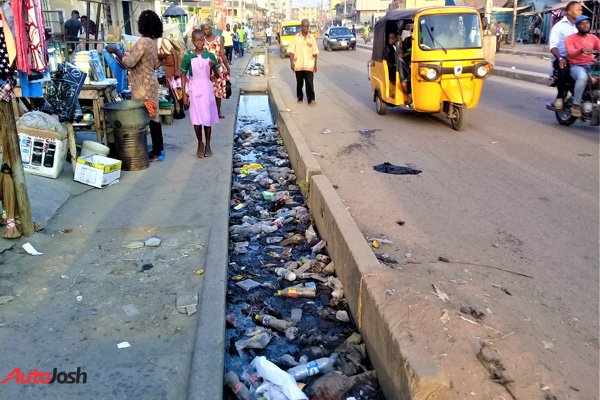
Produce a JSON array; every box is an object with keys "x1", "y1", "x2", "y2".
[{"x1": 13, "y1": 83, "x2": 116, "y2": 145}]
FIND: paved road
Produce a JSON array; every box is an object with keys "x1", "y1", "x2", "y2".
[
  {"x1": 494, "y1": 52, "x2": 552, "y2": 75},
  {"x1": 269, "y1": 45, "x2": 598, "y2": 399}
]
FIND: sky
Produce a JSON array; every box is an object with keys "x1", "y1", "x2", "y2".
[{"x1": 291, "y1": 0, "x2": 330, "y2": 8}]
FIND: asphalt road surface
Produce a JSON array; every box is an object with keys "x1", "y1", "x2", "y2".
[{"x1": 268, "y1": 44, "x2": 598, "y2": 399}]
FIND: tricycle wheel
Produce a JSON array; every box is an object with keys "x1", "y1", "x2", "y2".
[
  {"x1": 449, "y1": 104, "x2": 468, "y2": 131},
  {"x1": 555, "y1": 109, "x2": 577, "y2": 126},
  {"x1": 375, "y1": 92, "x2": 387, "y2": 115}
]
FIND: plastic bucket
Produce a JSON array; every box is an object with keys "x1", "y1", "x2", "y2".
[{"x1": 81, "y1": 140, "x2": 110, "y2": 157}]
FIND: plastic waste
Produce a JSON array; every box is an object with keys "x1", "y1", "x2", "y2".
[
  {"x1": 224, "y1": 371, "x2": 251, "y2": 400},
  {"x1": 286, "y1": 355, "x2": 338, "y2": 381},
  {"x1": 274, "y1": 267, "x2": 297, "y2": 282},
  {"x1": 311, "y1": 239, "x2": 326, "y2": 254},
  {"x1": 305, "y1": 225, "x2": 318, "y2": 244},
  {"x1": 275, "y1": 286, "x2": 316, "y2": 298},
  {"x1": 255, "y1": 314, "x2": 293, "y2": 332},
  {"x1": 250, "y1": 356, "x2": 308, "y2": 400},
  {"x1": 235, "y1": 331, "x2": 273, "y2": 352},
  {"x1": 305, "y1": 370, "x2": 377, "y2": 398}
]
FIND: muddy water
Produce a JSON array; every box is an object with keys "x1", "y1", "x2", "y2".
[{"x1": 224, "y1": 95, "x2": 384, "y2": 399}]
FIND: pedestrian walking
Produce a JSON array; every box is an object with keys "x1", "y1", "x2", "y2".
[
  {"x1": 236, "y1": 24, "x2": 246, "y2": 57},
  {"x1": 245, "y1": 24, "x2": 253, "y2": 49},
  {"x1": 181, "y1": 30, "x2": 220, "y2": 158},
  {"x1": 106, "y1": 10, "x2": 165, "y2": 161},
  {"x1": 202, "y1": 21, "x2": 230, "y2": 120},
  {"x1": 266, "y1": 26, "x2": 273, "y2": 46},
  {"x1": 288, "y1": 19, "x2": 319, "y2": 105},
  {"x1": 363, "y1": 22, "x2": 370, "y2": 44},
  {"x1": 222, "y1": 23, "x2": 235, "y2": 64},
  {"x1": 233, "y1": 24, "x2": 241, "y2": 58}
]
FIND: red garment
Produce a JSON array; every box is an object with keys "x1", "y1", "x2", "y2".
[
  {"x1": 10, "y1": 0, "x2": 46, "y2": 73},
  {"x1": 565, "y1": 33, "x2": 600, "y2": 66},
  {"x1": 11, "y1": 0, "x2": 29, "y2": 73}
]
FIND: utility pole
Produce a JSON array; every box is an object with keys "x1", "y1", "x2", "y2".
[
  {"x1": 485, "y1": 0, "x2": 493, "y2": 32},
  {"x1": 511, "y1": 0, "x2": 518, "y2": 48}
]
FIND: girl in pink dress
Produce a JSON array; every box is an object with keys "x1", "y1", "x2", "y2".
[{"x1": 181, "y1": 30, "x2": 220, "y2": 158}]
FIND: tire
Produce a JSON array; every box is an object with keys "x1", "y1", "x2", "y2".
[
  {"x1": 555, "y1": 109, "x2": 577, "y2": 126},
  {"x1": 449, "y1": 104, "x2": 468, "y2": 131},
  {"x1": 375, "y1": 92, "x2": 387, "y2": 115}
]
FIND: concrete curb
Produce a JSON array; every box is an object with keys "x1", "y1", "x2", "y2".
[
  {"x1": 308, "y1": 175, "x2": 451, "y2": 400},
  {"x1": 492, "y1": 66, "x2": 551, "y2": 85},
  {"x1": 268, "y1": 85, "x2": 322, "y2": 188},
  {"x1": 267, "y1": 80, "x2": 452, "y2": 399}
]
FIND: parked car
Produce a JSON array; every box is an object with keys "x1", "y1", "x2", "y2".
[{"x1": 323, "y1": 26, "x2": 356, "y2": 51}]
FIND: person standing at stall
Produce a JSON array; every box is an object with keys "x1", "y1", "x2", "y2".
[
  {"x1": 181, "y1": 30, "x2": 220, "y2": 158},
  {"x1": 288, "y1": 19, "x2": 319, "y2": 105},
  {"x1": 106, "y1": 10, "x2": 165, "y2": 161},
  {"x1": 202, "y1": 21, "x2": 230, "y2": 120},
  {"x1": 64, "y1": 10, "x2": 81, "y2": 52}
]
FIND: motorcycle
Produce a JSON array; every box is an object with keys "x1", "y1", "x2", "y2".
[{"x1": 546, "y1": 51, "x2": 600, "y2": 126}]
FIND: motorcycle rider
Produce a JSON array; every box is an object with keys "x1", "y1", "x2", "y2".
[
  {"x1": 565, "y1": 15, "x2": 600, "y2": 117},
  {"x1": 548, "y1": 1, "x2": 582, "y2": 110}
]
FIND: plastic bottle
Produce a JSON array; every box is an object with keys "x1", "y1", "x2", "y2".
[
  {"x1": 274, "y1": 267, "x2": 297, "y2": 282},
  {"x1": 255, "y1": 314, "x2": 293, "y2": 333},
  {"x1": 286, "y1": 355, "x2": 338, "y2": 381},
  {"x1": 275, "y1": 286, "x2": 316, "y2": 298},
  {"x1": 224, "y1": 371, "x2": 251, "y2": 400}
]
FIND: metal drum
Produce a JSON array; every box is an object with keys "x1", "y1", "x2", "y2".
[
  {"x1": 102, "y1": 100, "x2": 151, "y2": 171},
  {"x1": 113, "y1": 127, "x2": 149, "y2": 171}
]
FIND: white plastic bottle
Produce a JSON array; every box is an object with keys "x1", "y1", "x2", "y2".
[{"x1": 286, "y1": 355, "x2": 337, "y2": 381}]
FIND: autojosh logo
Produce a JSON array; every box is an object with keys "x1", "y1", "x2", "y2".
[{"x1": 1, "y1": 367, "x2": 88, "y2": 384}]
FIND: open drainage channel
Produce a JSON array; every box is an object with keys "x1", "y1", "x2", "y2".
[
  {"x1": 224, "y1": 93, "x2": 385, "y2": 400},
  {"x1": 244, "y1": 54, "x2": 265, "y2": 76}
]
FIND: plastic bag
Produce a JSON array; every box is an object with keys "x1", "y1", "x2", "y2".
[
  {"x1": 250, "y1": 356, "x2": 307, "y2": 400},
  {"x1": 225, "y1": 80, "x2": 232, "y2": 99}
]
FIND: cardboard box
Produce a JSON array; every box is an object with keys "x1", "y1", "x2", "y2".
[
  {"x1": 18, "y1": 127, "x2": 67, "y2": 179},
  {"x1": 74, "y1": 155, "x2": 122, "y2": 188}
]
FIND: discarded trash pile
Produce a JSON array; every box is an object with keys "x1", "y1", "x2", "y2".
[
  {"x1": 245, "y1": 61, "x2": 265, "y2": 76},
  {"x1": 225, "y1": 102, "x2": 384, "y2": 400},
  {"x1": 245, "y1": 55, "x2": 265, "y2": 76}
]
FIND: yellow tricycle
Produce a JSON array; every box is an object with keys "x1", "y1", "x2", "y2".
[{"x1": 368, "y1": 7, "x2": 492, "y2": 131}]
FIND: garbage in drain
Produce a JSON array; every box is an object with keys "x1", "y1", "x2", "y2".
[{"x1": 224, "y1": 95, "x2": 385, "y2": 400}]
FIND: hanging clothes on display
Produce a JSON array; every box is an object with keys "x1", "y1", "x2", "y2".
[
  {"x1": 26, "y1": 0, "x2": 46, "y2": 71},
  {"x1": 11, "y1": 0, "x2": 45, "y2": 74}
]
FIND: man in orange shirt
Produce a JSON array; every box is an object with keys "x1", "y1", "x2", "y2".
[
  {"x1": 288, "y1": 19, "x2": 319, "y2": 105},
  {"x1": 565, "y1": 15, "x2": 600, "y2": 117}
]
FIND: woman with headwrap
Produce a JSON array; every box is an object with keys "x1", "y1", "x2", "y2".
[{"x1": 106, "y1": 10, "x2": 165, "y2": 161}]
